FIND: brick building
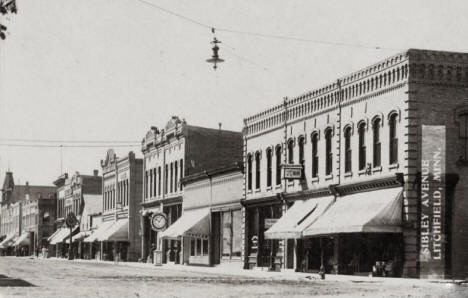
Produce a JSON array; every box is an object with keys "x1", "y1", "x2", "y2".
[
  {"x1": 83, "y1": 150, "x2": 143, "y2": 262},
  {"x1": 242, "y1": 49, "x2": 468, "y2": 279},
  {"x1": 0, "y1": 172, "x2": 56, "y2": 256},
  {"x1": 49, "y1": 171, "x2": 101, "y2": 258},
  {"x1": 140, "y1": 116, "x2": 242, "y2": 263}
]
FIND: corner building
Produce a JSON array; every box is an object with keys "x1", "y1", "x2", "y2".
[
  {"x1": 140, "y1": 116, "x2": 242, "y2": 263},
  {"x1": 242, "y1": 49, "x2": 468, "y2": 279}
]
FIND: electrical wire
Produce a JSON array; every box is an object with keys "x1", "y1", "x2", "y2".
[
  {"x1": 0, "y1": 138, "x2": 140, "y2": 144},
  {"x1": 131, "y1": 0, "x2": 396, "y2": 51},
  {"x1": 0, "y1": 143, "x2": 140, "y2": 148}
]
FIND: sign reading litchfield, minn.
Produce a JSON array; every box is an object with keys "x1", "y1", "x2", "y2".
[{"x1": 420, "y1": 125, "x2": 446, "y2": 277}]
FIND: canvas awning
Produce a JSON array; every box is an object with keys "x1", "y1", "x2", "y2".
[
  {"x1": 13, "y1": 233, "x2": 29, "y2": 246},
  {"x1": 97, "y1": 219, "x2": 128, "y2": 242},
  {"x1": 0, "y1": 233, "x2": 16, "y2": 248},
  {"x1": 73, "y1": 231, "x2": 92, "y2": 242},
  {"x1": 47, "y1": 228, "x2": 62, "y2": 242},
  {"x1": 264, "y1": 196, "x2": 334, "y2": 239},
  {"x1": 83, "y1": 220, "x2": 114, "y2": 243},
  {"x1": 160, "y1": 207, "x2": 210, "y2": 240},
  {"x1": 49, "y1": 226, "x2": 79, "y2": 245},
  {"x1": 303, "y1": 187, "x2": 403, "y2": 237}
]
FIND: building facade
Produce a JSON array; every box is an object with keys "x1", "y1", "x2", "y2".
[
  {"x1": 242, "y1": 49, "x2": 468, "y2": 279},
  {"x1": 84, "y1": 150, "x2": 143, "y2": 262},
  {"x1": 140, "y1": 116, "x2": 242, "y2": 263},
  {"x1": 0, "y1": 172, "x2": 56, "y2": 256},
  {"x1": 50, "y1": 171, "x2": 101, "y2": 258},
  {"x1": 161, "y1": 163, "x2": 243, "y2": 267}
]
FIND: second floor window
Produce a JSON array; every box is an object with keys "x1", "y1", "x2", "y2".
[
  {"x1": 459, "y1": 112, "x2": 468, "y2": 161},
  {"x1": 288, "y1": 139, "x2": 294, "y2": 164},
  {"x1": 266, "y1": 148, "x2": 272, "y2": 187},
  {"x1": 298, "y1": 136, "x2": 305, "y2": 177},
  {"x1": 344, "y1": 126, "x2": 352, "y2": 173},
  {"x1": 311, "y1": 133, "x2": 318, "y2": 178},
  {"x1": 247, "y1": 154, "x2": 253, "y2": 191},
  {"x1": 373, "y1": 118, "x2": 381, "y2": 167},
  {"x1": 325, "y1": 129, "x2": 333, "y2": 175},
  {"x1": 389, "y1": 113, "x2": 399, "y2": 164},
  {"x1": 358, "y1": 122, "x2": 367, "y2": 170},
  {"x1": 255, "y1": 152, "x2": 261, "y2": 189},
  {"x1": 275, "y1": 146, "x2": 282, "y2": 185}
]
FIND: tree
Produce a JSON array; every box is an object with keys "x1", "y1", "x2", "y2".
[{"x1": 0, "y1": 0, "x2": 17, "y2": 40}]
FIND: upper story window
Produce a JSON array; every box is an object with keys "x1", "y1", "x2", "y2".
[
  {"x1": 311, "y1": 133, "x2": 319, "y2": 178},
  {"x1": 247, "y1": 154, "x2": 253, "y2": 191},
  {"x1": 344, "y1": 126, "x2": 352, "y2": 173},
  {"x1": 266, "y1": 148, "x2": 272, "y2": 187},
  {"x1": 275, "y1": 146, "x2": 282, "y2": 185},
  {"x1": 459, "y1": 112, "x2": 468, "y2": 161},
  {"x1": 325, "y1": 129, "x2": 333, "y2": 175},
  {"x1": 389, "y1": 113, "x2": 398, "y2": 164},
  {"x1": 255, "y1": 152, "x2": 261, "y2": 190},
  {"x1": 358, "y1": 122, "x2": 367, "y2": 170},
  {"x1": 158, "y1": 167, "x2": 162, "y2": 196},
  {"x1": 179, "y1": 159, "x2": 184, "y2": 191},
  {"x1": 373, "y1": 118, "x2": 381, "y2": 167},
  {"x1": 287, "y1": 139, "x2": 294, "y2": 164},
  {"x1": 298, "y1": 136, "x2": 305, "y2": 177}
]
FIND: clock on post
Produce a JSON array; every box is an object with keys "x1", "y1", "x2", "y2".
[{"x1": 150, "y1": 212, "x2": 168, "y2": 231}]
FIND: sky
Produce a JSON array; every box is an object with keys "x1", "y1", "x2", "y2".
[{"x1": 0, "y1": 0, "x2": 467, "y2": 186}]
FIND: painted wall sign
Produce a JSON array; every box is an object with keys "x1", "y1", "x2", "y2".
[
  {"x1": 420, "y1": 125, "x2": 446, "y2": 278},
  {"x1": 282, "y1": 164, "x2": 303, "y2": 180}
]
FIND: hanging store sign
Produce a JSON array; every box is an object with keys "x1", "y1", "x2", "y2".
[
  {"x1": 282, "y1": 164, "x2": 303, "y2": 179},
  {"x1": 420, "y1": 125, "x2": 446, "y2": 277}
]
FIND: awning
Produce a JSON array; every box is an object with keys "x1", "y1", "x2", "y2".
[
  {"x1": 73, "y1": 231, "x2": 92, "y2": 242},
  {"x1": 265, "y1": 196, "x2": 334, "y2": 239},
  {"x1": 303, "y1": 187, "x2": 403, "y2": 237},
  {"x1": 47, "y1": 228, "x2": 62, "y2": 242},
  {"x1": 160, "y1": 207, "x2": 210, "y2": 240},
  {"x1": 97, "y1": 219, "x2": 128, "y2": 242},
  {"x1": 13, "y1": 233, "x2": 30, "y2": 246},
  {"x1": 0, "y1": 233, "x2": 16, "y2": 248},
  {"x1": 49, "y1": 226, "x2": 79, "y2": 245},
  {"x1": 83, "y1": 221, "x2": 114, "y2": 243}
]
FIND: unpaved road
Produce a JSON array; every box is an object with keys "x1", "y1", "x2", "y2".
[{"x1": 0, "y1": 257, "x2": 466, "y2": 297}]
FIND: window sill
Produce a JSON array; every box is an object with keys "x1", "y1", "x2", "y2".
[
  {"x1": 344, "y1": 172, "x2": 353, "y2": 178},
  {"x1": 246, "y1": 190, "x2": 252, "y2": 194},
  {"x1": 372, "y1": 166, "x2": 382, "y2": 173},
  {"x1": 254, "y1": 189, "x2": 261, "y2": 193},
  {"x1": 311, "y1": 177, "x2": 319, "y2": 183},
  {"x1": 325, "y1": 174, "x2": 333, "y2": 181},
  {"x1": 275, "y1": 184, "x2": 282, "y2": 190},
  {"x1": 358, "y1": 169, "x2": 368, "y2": 176},
  {"x1": 266, "y1": 186, "x2": 272, "y2": 191},
  {"x1": 389, "y1": 163, "x2": 399, "y2": 170}
]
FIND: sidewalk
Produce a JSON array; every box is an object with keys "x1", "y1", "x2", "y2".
[{"x1": 38, "y1": 256, "x2": 467, "y2": 286}]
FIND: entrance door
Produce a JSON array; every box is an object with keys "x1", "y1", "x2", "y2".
[{"x1": 211, "y1": 212, "x2": 221, "y2": 265}]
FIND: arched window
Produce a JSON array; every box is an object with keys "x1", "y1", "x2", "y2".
[
  {"x1": 298, "y1": 136, "x2": 305, "y2": 177},
  {"x1": 373, "y1": 118, "x2": 381, "y2": 167},
  {"x1": 287, "y1": 139, "x2": 294, "y2": 164},
  {"x1": 266, "y1": 148, "x2": 272, "y2": 187},
  {"x1": 275, "y1": 146, "x2": 282, "y2": 185},
  {"x1": 389, "y1": 113, "x2": 399, "y2": 164},
  {"x1": 358, "y1": 122, "x2": 367, "y2": 170},
  {"x1": 458, "y1": 112, "x2": 468, "y2": 161},
  {"x1": 311, "y1": 133, "x2": 319, "y2": 178},
  {"x1": 344, "y1": 126, "x2": 352, "y2": 173},
  {"x1": 325, "y1": 129, "x2": 333, "y2": 175},
  {"x1": 247, "y1": 154, "x2": 252, "y2": 191},
  {"x1": 255, "y1": 152, "x2": 261, "y2": 189}
]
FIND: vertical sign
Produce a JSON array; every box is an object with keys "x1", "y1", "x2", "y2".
[{"x1": 420, "y1": 125, "x2": 446, "y2": 278}]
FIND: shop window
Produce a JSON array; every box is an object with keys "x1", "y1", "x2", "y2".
[
  {"x1": 266, "y1": 148, "x2": 272, "y2": 187},
  {"x1": 275, "y1": 146, "x2": 282, "y2": 185},
  {"x1": 287, "y1": 139, "x2": 294, "y2": 164},
  {"x1": 344, "y1": 126, "x2": 352, "y2": 173},
  {"x1": 247, "y1": 154, "x2": 253, "y2": 191},
  {"x1": 311, "y1": 133, "x2": 318, "y2": 178},
  {"x1": 325, "y1": 129, "x2": 333, "y2": 175},
  {"x1": 202, "y1": 239, "x2": 208, "y2": 255},
  {"x1": 196, "y1": 238, "x2": 202, "y2": 255},
  {"x1": 459, "y1": 112, "x2": 468, "y2": 161},
  {"x1": 389, "y1": 113, "x2": 398, "y2": 164},
  {"x1": 373, "y1": 118, "x2": 381, "y2": 167},
  {"x1": 298, "y1": 136, "x2": 305, "y2": 177},
  {"x1": 190, "y1": 239, "x2": 195, "y2": 256},
  {"x1": 255, "y1": 152, "x2": 261, "y2": 189},
  {"x1": 358, "y1": 122, "x2": 367, "y2": 170},
  {"x1": 222, "y1": 210, "x2": 242, "y2": 259}
]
